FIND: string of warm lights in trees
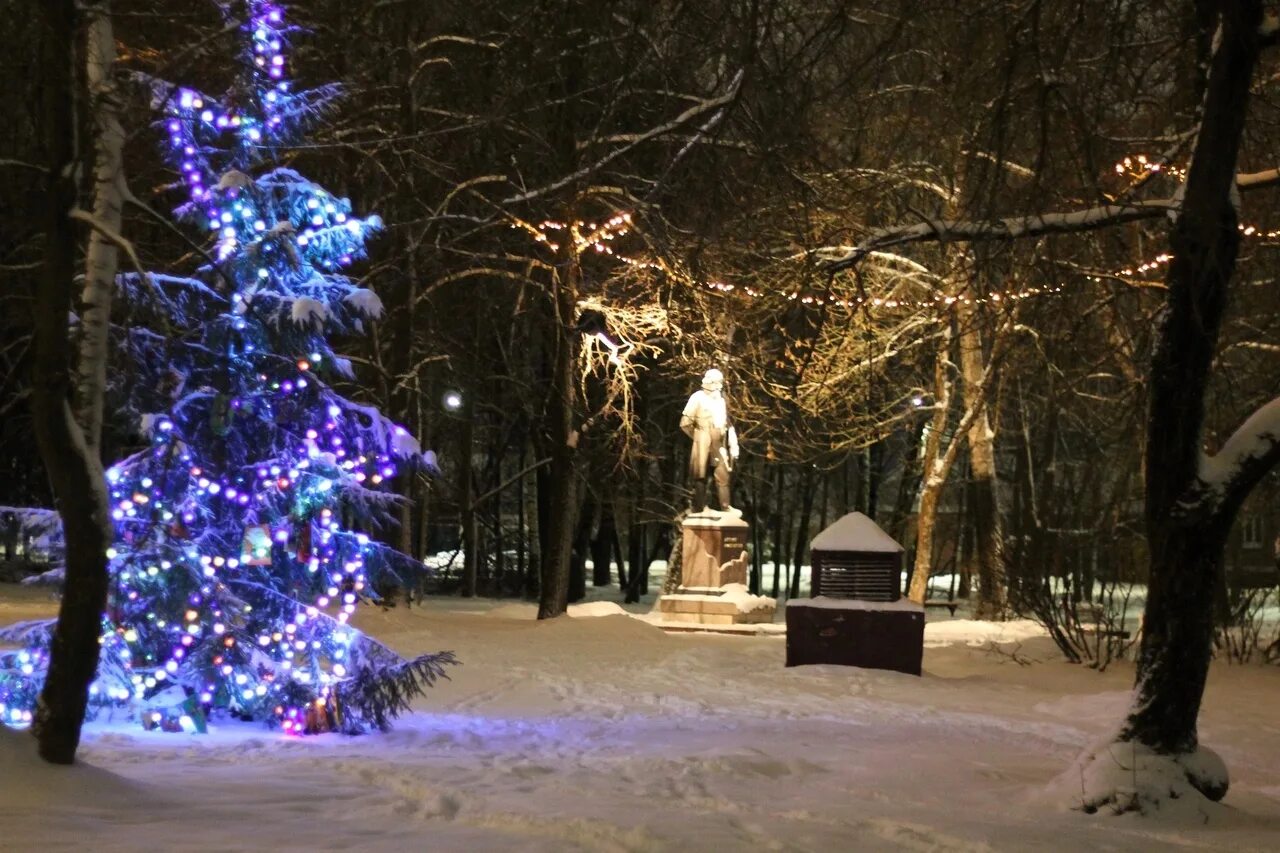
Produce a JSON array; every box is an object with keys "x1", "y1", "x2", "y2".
[
  {"x1": 523, "y1": 214, "x2": 1063, "y2": 311},
  {"x1": 533, "y1": 149, "x2": 1279, "y2": 316}
]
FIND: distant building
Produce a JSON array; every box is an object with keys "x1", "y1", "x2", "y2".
[{"x1": 1225, "y1": 478, "x2": 1280, "y2": 589}]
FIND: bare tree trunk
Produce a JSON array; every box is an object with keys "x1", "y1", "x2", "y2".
[
  {"x1": 789, "y1": 466, "x2": 815, "y2": 598},
  {"x1": 610, "y1": 522, "x2": 626, "y2": 589},
  {"x1": 523, "y1": 438, "x2": 540, "y2": 599},
  {"x1": 626, "y1": 470, "x2": 648, "y2": 601},
  {"x1": 418, "y1": 471, "x2": 432, "y2": 556},
  {"x1": 388, "y1": 21, "x2": 426, "y2": 574},
  {"x1": 627, "y1": 459, "x2": 661, "y2": 602},
  {"x1": 590, "y1": 497, "x2": 615, "y2": 586},
  {"x1": 908, "y1": 324, "x2": 955, "y2": 603},
  {"x1": 74, "y1": 0, "x2": 122, "y2": 455},
  {"x1": 515, "y1": 440, "x2": 526, "y2": 583},
  {"x1": 909, "y1": 297, "x2": 1018, "y2": 604},
  {"x1": 860, "y1": 445, "x2": 876, "y2": 517},
  {"x1": 959, "y1": 297, "x2": 1007, "y2": 618},
  {"x1": 459, "y1": 393, "x2": 477, "y2": 597},
  {"x1": 397, "y1": 485, "x2": 413, "y2": 556},
  {"x1": 1118, "y1": 1, "x2": 1268, "y2": 788},
  {"x1": 537, "y1": 259, "x2": 581, "y2": 619},
  {"x1": 748, "y1": 459, "x2": 763, "y2": 593},
  {"x1": 817, "y1": 470, "x2": 830, "y2": 533},
  {"x1": 568, "y1": 490, "x2": 592, "y2": 603},
  {"x1": 30, "y1": 0, "x2": 113, "y2": 766},
  {"x1": 770, "y1": 464, "x2": 784, "y2": 597},
  {"x1": 957, "y1": 463, "x2": 971, "y2": 598},
  {"x1": 492, "y1": 465, "x2": 506, "y2": 594},
  {"x1": 888, "y1": 433, "x2": 921, "y2": 547},
  {"x1": 843, "y1": 452, "x2": 853, "y2": 514}
]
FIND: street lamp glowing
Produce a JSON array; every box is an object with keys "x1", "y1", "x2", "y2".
[{"x1": 442, "y1": 390, "x2": 463, "y2": 412}]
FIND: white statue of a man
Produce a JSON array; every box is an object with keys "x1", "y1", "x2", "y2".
[{"x1": 681, "y1": 368, "x2": 740, "y2": 515}]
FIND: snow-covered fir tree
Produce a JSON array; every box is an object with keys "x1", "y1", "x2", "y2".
[{"x1": 0, "y1": 1, "x2": 454, "y2": 734}]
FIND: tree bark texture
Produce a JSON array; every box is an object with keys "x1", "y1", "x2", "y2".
[
  {"x1": 30, "y1": 0, "x2": 113, "y2": 766},
  {"x1": 1121, "y1": 0, "x2": 1263, "y2": 768},
  {"x1": 568, "y1": 490, "x2": 592, "y2": 602},
  {"x1": 590, "y1": 498, "x2": 615, "y2": 586},
  {"x1": 789, "y1": 466, "x2": 815, "y2": 598},
  {"x1": 75, "y1": 0, "x2": 123, "y2": 454},
  {"x1": 459, "y1": 394, "x2": 477, "y2": 597},
  {"x1": 770, "y1": 465, "x2": 784, "y2": 597},
  {"x1": 958, "y1": 298, "x2": 1007, "y2": 618},
  {"x1": 908, "y1": 323, "x2": 955, "y2": 603},
  {"x1": 537, "y1": 259, "x2": 581, "y2": 619}
]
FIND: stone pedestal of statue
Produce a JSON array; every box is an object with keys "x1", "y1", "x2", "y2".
[
  {"x1": 657, "y1": 513, "x2": 775, "y2": 627},
  {"x1": 680, "y1": 513, "x2": 749, "y2": 589}
]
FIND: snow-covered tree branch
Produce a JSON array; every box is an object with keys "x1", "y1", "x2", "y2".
[
  {"x1": 1196, "y1": 396, "x2": 1280, "y2": 518},
  {"x1": 819, "y1": 168, "x2": 1280, "y2": 273}
]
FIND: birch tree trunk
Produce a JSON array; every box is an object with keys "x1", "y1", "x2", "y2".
[
  {"x1": 908, "y1": 302, "x2": 1016, "y2": 605},
  {"x1": 907, "y1": 323, "x2": 954, "y2": 603},
  {"x1": 75, "y1": 1, "x2": 123, "y2": 454},
  {"x1": 958, "y1": 297, "x2": 1007, "y2": 618}
]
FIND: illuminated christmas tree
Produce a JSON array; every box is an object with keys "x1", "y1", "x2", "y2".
[{"x1": 0, "y1": 1, "x2": 454, "y2": 734}]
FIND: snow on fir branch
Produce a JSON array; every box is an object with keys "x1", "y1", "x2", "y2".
[
  {"x1": 0, "y1": 506, "x2": 61, "y2": 538},
  {"x1": 0, "y1": 619, "x2": 57, "y2": 647},
  {"x1": 343, "y1": 288, "x2": 384, "y2": 320},
  {"x1": 336, "y1": 649, "x2": 459, "y2": 733},
  {"x1": 20, "y1": 568, "x2": 65, "y2": 587}
]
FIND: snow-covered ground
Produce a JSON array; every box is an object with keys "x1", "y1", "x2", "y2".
[{"x1": 3, "y1": 581, "x2": 1280, "y2": 851}]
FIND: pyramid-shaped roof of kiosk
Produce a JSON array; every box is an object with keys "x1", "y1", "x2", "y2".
[{"x1": 810, "y1": 512, "x2": 904, "y2": 553}]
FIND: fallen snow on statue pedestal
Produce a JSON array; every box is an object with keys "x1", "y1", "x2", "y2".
[
  {"x1": 709, "y1": 582, "x2": 777, "y2": 614},
  {"x1": 3, "y1": 584, "x2": 1280, "y2": 852},
  {"x1": 658, "y1": 582, "x2": 775, "y2": 613}
]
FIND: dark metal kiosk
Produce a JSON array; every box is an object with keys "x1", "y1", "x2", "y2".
[{"x1": 785, "y1": 512, "x2": 924, "y2": 675}]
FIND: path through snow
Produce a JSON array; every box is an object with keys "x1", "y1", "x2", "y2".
[{"x1": 2, "y1": 587, "x2": 1279, "y2": 851}]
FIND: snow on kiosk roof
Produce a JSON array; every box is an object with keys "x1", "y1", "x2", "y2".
[{"x1": 810, "y1": 512, "x2": 904, "y2": 554}]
